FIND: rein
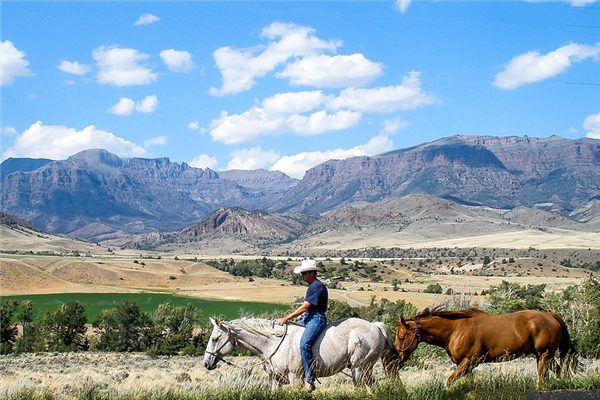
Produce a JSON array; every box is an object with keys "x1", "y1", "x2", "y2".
[{"x1": 207, "y1": 321, "x2": 289, "y2": 370}]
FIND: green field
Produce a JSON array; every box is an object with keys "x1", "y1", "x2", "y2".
[{"x1": 1, "y1": 293, "x2": 289, "y2": 323}]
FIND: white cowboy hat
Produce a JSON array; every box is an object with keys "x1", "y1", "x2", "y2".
[{"x1": 293, "y1": 259, "x2": 323, "y2": 274}]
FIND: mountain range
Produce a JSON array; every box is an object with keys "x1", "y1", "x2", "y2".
[{"x1": 1, "y1": 134, "x2": 599, "y2": 245}]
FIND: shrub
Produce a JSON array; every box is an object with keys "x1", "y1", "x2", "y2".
[
  {"x1": 486, "y1": 281, "x2": 545, "y2": 314},
  {"x1": 543, "y1": 276, "x2": 600, "y2": 357},
  {"x1": 424, "y1": 283, "x2": 443, "y2": 294}
]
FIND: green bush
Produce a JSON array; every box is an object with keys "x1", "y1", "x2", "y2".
[
  {"x1": 543, "y1": 276, "x2": 600, "y2": 358},
  {"x1": 486, "y1": 281, "x2": 545, "y2": 314},
  {"x1": 424, "y1": 283, "x2": 443, "y2": 294}
]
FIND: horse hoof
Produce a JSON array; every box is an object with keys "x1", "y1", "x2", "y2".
[{"x1": 304, "y1": 382, "x2": 316, "y2": 392}]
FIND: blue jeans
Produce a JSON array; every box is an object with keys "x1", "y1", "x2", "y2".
[{"x1": 299, "y1": 312, "x2": 327, "y2": 383}]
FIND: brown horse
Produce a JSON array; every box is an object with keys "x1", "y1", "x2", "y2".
[{"x1": 394, "y1": 307, "x2": 578, "y2": 386}]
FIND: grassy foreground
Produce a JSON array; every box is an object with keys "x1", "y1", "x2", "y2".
[{"x1": 4, "y1": 374, "x2": 599, "y2": 400}]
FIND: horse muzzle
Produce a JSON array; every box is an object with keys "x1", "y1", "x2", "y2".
[{"x1": 204, "y1": 361, "x2": 217, "y2": 370}]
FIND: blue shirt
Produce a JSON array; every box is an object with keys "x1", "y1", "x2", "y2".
[{"x1": 305, "y1": 279, "x2": 328, "y2": 314}]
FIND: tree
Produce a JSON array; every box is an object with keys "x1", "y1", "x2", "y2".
[
  {"x1": 43, "y1": 301, "x2": 88, "y2": 351},
  {"x1": 0, "y1": 300, "x2": 18, "y2": 354},
  {"x1": 486, "y1": 281, "x2": 545, "y2": 314},
  {"x1": 93, "y1": 300, "x2": 151, "y2": 352},
  {"x1": 148, "y1": 303, "x2": 201, "y2": 355},
  {"x1": 543, "y1": 276, "x2": 600, "y2": 357},
  {"x1": 14, "y1": 300, "x2": 44, "y2": 353}
]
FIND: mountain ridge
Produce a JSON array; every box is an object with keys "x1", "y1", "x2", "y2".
[{"x1": 2, "y1": 135, "x2": 599, "y2": 242}]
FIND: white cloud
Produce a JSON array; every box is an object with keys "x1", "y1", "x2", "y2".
[
  {"x1": 287, "y1": 110, "x2": 362, "y2": 135},
  {"x1": 381, "y1": 116, "x2": 409, "y2": 134},
  {"x1": 136, "y1": 95, "x2": 158, "y2": 113},
  {"x1": 210, "y1": 22, "x2": 340, "y2": 96},
  {"x1": 109, "y1": 97, "x2": 136, "y2": 116},
  {"x1": 494, "y1": 42, "x2": 600, "y2": 90},
  {"x1": 395, "y1": 0, "x2": 412, "y2": 13},
  {"x1": 160, "y1": 49, "x2": 195, "y2": 72},
  {"x1": 188, "y1": 120, "x2": 200, "y2": 131},
  {"x1": 58, "y1": 60, "x2": 90, "y2": 75},
  {"x1": 1, "y1": 40, "x2": 33, "y2": 86},
  {"x1": 143, "y1": 135, "x2": 167, "y2": 147},
  {"x1": 270, "y1": 134, "x2": 395, "y2": 179},
  {"x1": 262, "y1": 91, "x2": 328, "y2": 115},
  {"x1": 330, "y1": 71, "x2": 439, "y2": 113},
  {"x1": 134, "y1": 13, "x2": 160, "y2": 26},
  {"x1": 227, "y1": 146, "x2": 280, "y2": 170},
  {"x1": 278, "y1": 53, "x2": 382, "y2": 88},
  {"x1": 210, "y1": 107, "x2": 361, "y2": 144},
  {"x1": 584, "y1": 112, "x2": 600, "y2": 139},
  {"x1": 209, "y1": 72, "x2": 436, "y2": 144},
  {"x1": 108, "y1": 95, "x2": 158, "y2": 115},
  {"x1": 1, "y1": 126, "x2": 17, "y2": 136},
  {"x1": 93, "y1": 45, "x2": 157, "y2": 86},
  {"x1": 188, "y1": 154, "x2": 218, "y2": 169},
  {"x1": 2, "y1": 121, "x2": 147, "y2": 160},
  {"x1": 209, "y1": 108, "x2": 287, "y2": 144},
  {"x1": 526, "y1": 0, "x2": 597, "y2": 7}
]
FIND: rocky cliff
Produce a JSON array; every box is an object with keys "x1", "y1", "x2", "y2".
[{"x1": 272, "y1": 135, "x2": 600, "y2": 214}]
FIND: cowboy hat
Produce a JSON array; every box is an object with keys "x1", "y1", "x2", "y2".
[{"x1": 293, "y1": 259, "x2": 323, "y2": 274}]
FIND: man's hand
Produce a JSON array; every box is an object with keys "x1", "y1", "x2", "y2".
[{"x1": 276, "y1": 317, "x2": 287, "y2": 326}]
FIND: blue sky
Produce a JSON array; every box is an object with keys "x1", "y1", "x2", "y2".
[{"x1": 2, "y1": 1, "x2": 599, "y2": 178}]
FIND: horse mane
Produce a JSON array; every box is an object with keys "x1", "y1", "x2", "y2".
[
  {"x1": 415, "y1": 306, "x2": 486, "y2": 320},
  {"x1": 232, "y1": 317, "x2": 286, "y2": 337}
]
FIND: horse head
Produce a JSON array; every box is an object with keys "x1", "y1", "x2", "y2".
[
  {"x1": 393, "y1": 317, "x2": 421, "y2": 362},
  {"x1": 203, "y1": 317, "x2": 237, "y2": 370}
]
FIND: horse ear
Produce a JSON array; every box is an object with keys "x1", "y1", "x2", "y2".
[
  {"x1": 400, "y1": 317, "x2": 407, "y2": 326},
  {"x1": 393, "y1": 319, "x2": 402, "y2": 327},
  {"x1": 210, "y1": 317, "x2": 219, "y2": 327}
]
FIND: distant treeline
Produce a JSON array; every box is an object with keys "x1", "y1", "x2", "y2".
[{"x1": 205, "y1": 257, "x2": 385, "y2": 284}]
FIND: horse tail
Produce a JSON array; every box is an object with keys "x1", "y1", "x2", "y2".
[
  {"x1": 554, "y1": 313, "x2": 579, "y2": 376},
  {"x1": 374, "y1": 322, "x2": 401, "y2": 379}
]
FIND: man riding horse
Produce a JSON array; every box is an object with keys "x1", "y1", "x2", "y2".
[{"x1": 277, "y1": 259, "x2": 328, "y2": 392}]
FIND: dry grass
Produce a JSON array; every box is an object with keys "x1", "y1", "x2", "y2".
[
  {"x1": 1, "y1": 352, "x2": 599, "y2": 399},
  {"x1": 1, "y1": 254, "x2": 592, "y2": 309}
]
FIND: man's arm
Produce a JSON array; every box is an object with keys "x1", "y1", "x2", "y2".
[{"x1": 276, "y1": 301, "x2": 311, "y2": 325}]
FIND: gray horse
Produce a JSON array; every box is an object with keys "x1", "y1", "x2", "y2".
[{"x1": 204, "y1": 317, "x2": 400, "y2": 388}]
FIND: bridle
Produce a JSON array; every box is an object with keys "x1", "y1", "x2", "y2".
[
  {"x1": 205, "y1": 322, "x2": 288, "y2": 369},
  {"x1": 205, "y1": 325, "x2": 239, "y2": 367},
  {"x1": 397, "y1": 319, "x2": 420, "y2": 354}
]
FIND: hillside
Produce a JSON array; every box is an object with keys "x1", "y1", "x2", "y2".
[
  {"x1": 132, "y1": 194, "x2": 600, "y2": 254},
  {"x1": 1, "y1": 149, "x2": 296, "y2": 240},
  {"x1": 0, "y1": 212, "x2": 108, "y2": 255},
  {"x1": 1, "y1": 135, "x2": 599, "y2": 244},
  {"x1": 272, "y1": 135, "x2": 600, "y2": 214}
]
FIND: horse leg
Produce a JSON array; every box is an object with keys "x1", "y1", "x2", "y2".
[
  {"x1": 548, "y1": 357, "x2": 561, "y2": 377},
  {"x1": 288, "y1": 372, "x2": 300, "y2": 388},
  {"x1": 363, "y1": 367, "x2": 376, "y2": 388},
  {"x1": 536, "y1": 351, "x2": 553, "y2": 386},
  {"x1": 351, "y1": 366, "x2": 362, "y2": 386},
  {"x1": 270, "y1": 377, "x2": 280, "y2": 391},
  {"x1": 447, "y1": 358, "x2": 476, "y2": 386}
]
